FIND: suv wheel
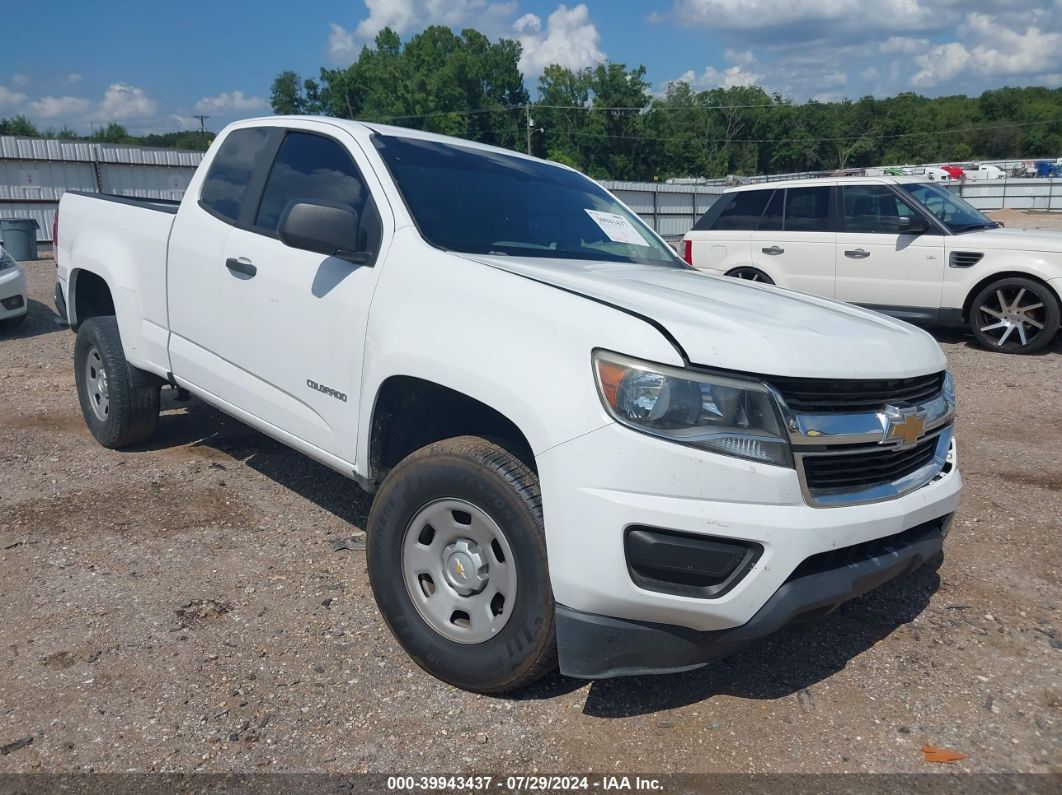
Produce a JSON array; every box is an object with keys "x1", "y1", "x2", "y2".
[
  {"x1": 74, "y1": 316, "x2": 161, "y2": 447},
  {"x1": 969, "y1": 277, "x2": 1059, "y2": 354},
  {"x1": 367, "y1": 436, "x2": 556, "y2": 693},
  {"x1": 726, "y1": 267, "x2": 774, "y2": 285}
]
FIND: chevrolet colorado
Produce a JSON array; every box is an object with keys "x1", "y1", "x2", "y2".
[{"x1": 55, "y1": 117, "x2": 962, "y2": 693}]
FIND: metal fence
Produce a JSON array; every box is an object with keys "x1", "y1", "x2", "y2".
[
  {"x1": 0, "y1": 135, "x2": 201, "y2": 243},
  {"x1": 601, "y1": 180, "x2": 724, "y2": 239}
]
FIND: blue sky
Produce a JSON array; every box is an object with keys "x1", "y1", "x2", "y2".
[{"x1": 2, "y1": 1, "x2": 1059, "y2": 134}]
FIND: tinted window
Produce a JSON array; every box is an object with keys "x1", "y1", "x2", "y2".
[
  {"x1": 200, "y1": 127, "x2": 270, "y2": 223},
  {"x1": 712, "y1": 190, "x2": 772, "y2": 231},
  {"x1": 843, "y1": 185, "x2": 919, "y2": 234},
  {"x1": 758, "y1": 189, "x2": 784, "y2": 231},
  {"x1": 374, "y1": 135, "x2": 679, "y2": 266},
  {"x1": 784, "y1": 187, "x2": 831, "y2": 232},
  {"x1": 255, "y1": 132, "x2": 370, "y2": 233}
]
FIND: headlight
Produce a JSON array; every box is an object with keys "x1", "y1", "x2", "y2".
[
  {"x1": 942, "y1": 370, "x2": 955, "y2": 404},
  {"x1": 0, "y1": 250, "x2": 15, "y2": 272},
  {"x1": 593, "y1": 350, "x2": 793, "y2": 467}
]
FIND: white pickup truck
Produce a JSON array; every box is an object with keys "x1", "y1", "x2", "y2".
[{"x1": 55, "y1": 117, "x2": 962, "y2": 693}]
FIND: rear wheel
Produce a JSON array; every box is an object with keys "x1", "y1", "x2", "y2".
[
  {"x1": 969, "y1": 277, "x2": 1059, "y2": 354},
  {"x1": 726, "y1": 267, "x2": 774, "y2": 285},
  {"x1": 367, "y1": 436, "x2": 556, "y2": 693},
  {"x1": 74, "y1": 316, "x2": 161, "y2": 447}
]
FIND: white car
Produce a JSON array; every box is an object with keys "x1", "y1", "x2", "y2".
[
  {"x1": 684, "y1": 176, "x2": 1062, "y2": 353},
  {"x1": 55, "y1": 118, "x2": 961, "y2": 691},
  {"x1": 0, "y1": 246, "x2": 28, "y2": 330}
]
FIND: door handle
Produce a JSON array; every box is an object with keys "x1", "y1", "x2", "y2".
[
  {"x1": 761, "y1": 245, "x2": 784, "y2": 255},
  {"x1": 225, "y1": 257, "x2": 257, "y2": 277},
  {"x1": 844, "y1": 249, "x2": 870, "y2": 259}
]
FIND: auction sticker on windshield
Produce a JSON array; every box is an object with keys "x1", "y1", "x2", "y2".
[{"x1": 585, "y1": 209, "x2": 650, "y2": 246}]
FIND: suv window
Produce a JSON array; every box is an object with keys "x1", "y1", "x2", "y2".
[
  {"x1": 784, "y1": 187, "x2": 831, "y2": 232},
  {"x1": 843, "y1": 185, "x2": 919, "y2": 234},
  {"x1": 200, "y1": 127, "x2": 271, "y2": 223},
  {"x1": 712, "y1": 190, "x2": 772, "y2": 231},
  {"x1": 255, "y1": 131, "x2": 371, "y2": 234},
  {"x1": 758, "y1": 189, "x2": 784, "y2": 231}
]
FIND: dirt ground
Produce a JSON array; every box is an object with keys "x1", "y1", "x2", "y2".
[{"x1": 1, "y1": 236, "x2": 1060, "y2": 776}]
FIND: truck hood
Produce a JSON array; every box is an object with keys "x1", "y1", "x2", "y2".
[
  {"x1": 465, "y1": 255, "x2": 946, "y2": 379},
  {"x1": 948, "y1": 227, "x2": 1062, "y2": 253}
]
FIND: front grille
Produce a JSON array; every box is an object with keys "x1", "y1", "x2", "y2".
[
  {"x1": 784, "y1": 518, "x2": 945, "y2": 583},
  {"x1": 802, "y1": 436, "x2": 938, "y2": 490},
  {"x1": 769, "y1": 372, "x2": 945, "y2": 413}
]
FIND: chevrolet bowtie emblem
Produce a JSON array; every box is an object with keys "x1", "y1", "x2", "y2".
[{"x1": 882, "y1": 407, "x2": 926, "y2": 447}]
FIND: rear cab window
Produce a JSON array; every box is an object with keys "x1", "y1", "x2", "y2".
[{"x1": 199, "y1": 127, "x2": 272, "y2": 223}]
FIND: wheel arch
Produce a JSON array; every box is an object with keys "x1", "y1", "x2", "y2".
[
  {"x1": 68, "y1": 267, "x2": 115, "y2": 330},
  {"x1": 961, "y1": 270, "x2": 1062, "y2": 324},
  {"x1": 367, "y1": 375, "x2": 536, "y2": 488}
]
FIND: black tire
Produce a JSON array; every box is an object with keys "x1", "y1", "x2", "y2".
[
  {"x1": 74, "y1": 316, "x2": 160, "y2": 448},
  {"x1": 726, "y1": 267, "x2": 775, "y2": 285},
  {"x1": 367, "y1": 436, "x2": 556, "y2": 694},
  {"x1": 0, "y1": 313, "x2": 27, "y2": 331},
  {"x1": 969, "y1": 277, "x2": 1060, "y2": 354}
]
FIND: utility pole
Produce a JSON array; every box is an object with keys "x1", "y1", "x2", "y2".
[
  {"x1": 193, "y1": 114, "x2": 210, "y2": 136},
  {"x1": 525, "y1": 104, "x2": 532, "y2": 155}
]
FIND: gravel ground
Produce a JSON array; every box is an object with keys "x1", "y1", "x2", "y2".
[{"x1": 0, "y1": 244, "x2": 1060, "y2": 776}]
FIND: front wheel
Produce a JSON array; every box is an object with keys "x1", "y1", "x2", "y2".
[
  {"x1": 74, "y1": 316, "x2": 161, "y2": 447},
  {"x1": 969, "y1": 277, "x2": 1059, "y2": 354},
  {"x1": 366, "y1": 436, "x2": 556, "y2": 693}
]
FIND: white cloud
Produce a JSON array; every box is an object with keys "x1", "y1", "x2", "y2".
[
  {"x1": 11, "y1": 74, "x2": 30, "y2": 89},
  {"x1": 29, "y1": 96, "x2": 93, "y2": 119},
  {"x1": 329, "y1": 0, "x2": 517, "y2": 63},
  {"x1": 94, "y1": 83, "x2": 158, "y2": 121},
  {"x1": 664, "y1": 1, "x2": 1062, "y2": 99},
  {"x1": 0, "y1": 85, "x2": 27, "y2": 110},
  {"x1": 912, "y1": 11, "x2": 1062, "y2": 87},
  {"x1": 668, "y1": 50, "x2": 764, "y2": 90},
  {"x1": 195, "y1": 90, "x2": 268, "y2": 114},
  {"x1": 879, "y1": 36, "x2": 930, "y2": 54},
  {"x1": 67, "y1": 72, "x2": 82, "y2": 85},
  {"x1": 672, "y1": 0, "x2": 938, "y2": 33},
  {"x1": 514, "y1": 4, "x2": 605, "y2": 75}
]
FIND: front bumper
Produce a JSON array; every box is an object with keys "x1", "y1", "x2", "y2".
[
  {"x1": 557, "y1": 515, "x2": 949, "y2": 678},
  {"x1": 536, "y1": 422, "x2": 961, "y2": 673},
  {"x1": 0, "y1": 265, "x2": 28, "y2": 320}
]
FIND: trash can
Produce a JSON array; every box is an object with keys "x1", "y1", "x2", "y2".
[{"x1": 0, "y1": 218, "x2": 40, "y2": 261}]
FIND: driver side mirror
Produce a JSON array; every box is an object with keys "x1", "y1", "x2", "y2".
[
  {"x1": 898, "y1": 215, "x2": 929, "y2": 234},
  {"x1": 278, "y1": 201, "x2": 369, "y2": 263}
]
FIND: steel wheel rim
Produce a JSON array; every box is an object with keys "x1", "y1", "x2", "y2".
[
  {"x1": 84, "y1": 346, "x2": 110, "y2": 422},
  {"x1": 731, "y1": 268, "x2": 768, "y2": 282},
  {"x1": 401, "y1": 498, "x2": 517, "y2": 644},
  {"x1": 977, "y1": 287, "x2": 1047, "y2": 348}
]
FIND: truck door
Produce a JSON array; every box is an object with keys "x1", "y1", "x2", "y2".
[
  {"x1": 167, "y1": 126, "x2": 274, "y2": 397},
  {"x1": 216, "y1": 127, "x2": 389, "y2": 462}
]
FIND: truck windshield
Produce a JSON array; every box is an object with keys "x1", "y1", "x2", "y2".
[
  {"x1": 900, "y1": 183, "x2": 998, "y2": 233},
  {"x1": 373, "y1": 134, "x2": 682, "y2": 266}
]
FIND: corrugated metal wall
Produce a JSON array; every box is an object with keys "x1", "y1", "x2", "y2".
[
  {"x1": 0, "y1": 135, "x2": 202, "y2": 242},
  {"x1": 601, "y1": 180, "x2": 723, "y2": 240}
]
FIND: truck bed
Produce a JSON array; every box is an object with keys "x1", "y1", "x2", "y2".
[{"x1": 57, "y1": 190, "x2": 180, "y2": 375}]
